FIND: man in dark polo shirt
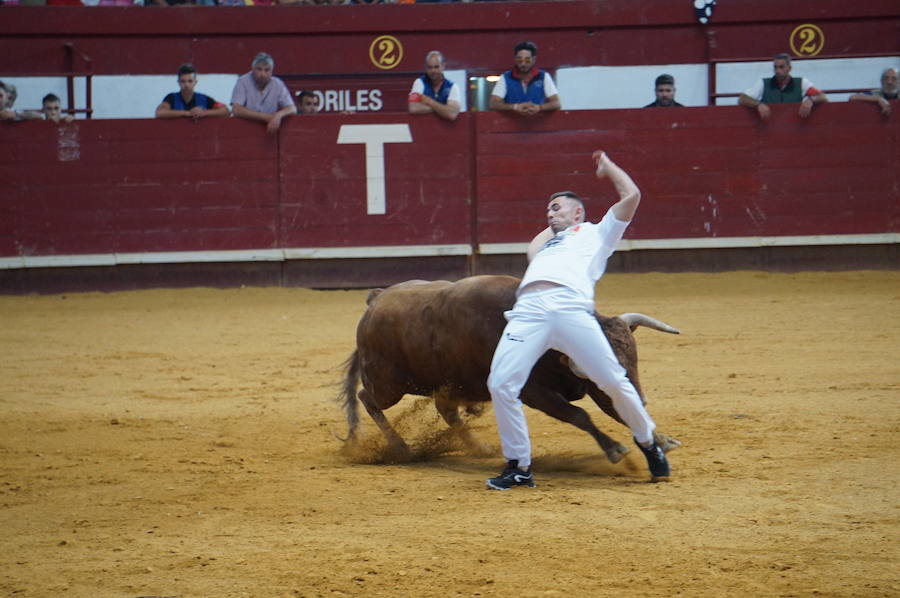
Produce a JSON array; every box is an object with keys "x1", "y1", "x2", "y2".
[
  {"x1": 738, "y1": 53, "x2": 828, "y2": 121},
  {"x1": 155, "y1": 63, "x2": 229, "y2": 121}
]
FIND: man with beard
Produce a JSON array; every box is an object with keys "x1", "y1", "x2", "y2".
[
  {"x1": 738, "y1": 53, "x2": 827, "y2": 121},
  {"x1": 489, "y1": 41, "x2": 560, "y2": 117},
  {"x1": 644, "y1": 74, "x2": 684, "y2": 108},
  {"x1": 849, "y1": 68, "x2": 898, "y2": 116},
  {"x1": 231, "y1": 52, "x2": 297, "y2": 134}
]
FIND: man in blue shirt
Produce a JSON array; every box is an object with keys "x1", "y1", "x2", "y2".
[
  {"x1": 408, "y1": 51, "x2": 461, "y2": 122},
  {"x1": 156, "y1": 64, "x2": 228, "y2": 121},
  {"x1": 489, "y1": 41, "x2": 561, "y2": 117}
]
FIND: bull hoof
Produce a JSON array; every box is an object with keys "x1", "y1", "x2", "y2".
[
  {"x1": 463, "y1": 403, "x2": 485, "y2": 417},
  {"x1": 605, "y1": 443, "x2": 629, "y2": 464},
  {"x1": 654, "y1": 432, "x2": 682, "y2": 453},
  {"x1": 383, "y1": 439, "x2": 412, "y2": 463}
]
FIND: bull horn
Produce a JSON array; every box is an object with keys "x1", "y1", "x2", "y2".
[{"x1": 618, "y1": 313, "x2": 680, "y2": 334}]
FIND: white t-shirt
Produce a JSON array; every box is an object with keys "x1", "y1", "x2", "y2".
[
  {"x1": 491, "y1": 72, "x2": 559, "y2": 101},
  {"x1": 410, "y1": 78, "x2": 461, "y2": 104},
  {"x1": 519, "y1": 208, "x2": 629, "y2": 302},
  {"x1": 743, "y1": 77, "x2": 816, "y2": 101}
]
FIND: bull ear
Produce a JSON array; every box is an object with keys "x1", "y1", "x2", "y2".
[{"x1": 366, "y1": 288, "x2": 385, "y2": 305}]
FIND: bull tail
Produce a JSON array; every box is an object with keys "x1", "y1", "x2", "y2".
[
  {"x1": 618, "y1": 313, "x2": 680, "y2": 335},
  {"x1": 336, "y1": 350, "x2": 362, "y2": 442}
]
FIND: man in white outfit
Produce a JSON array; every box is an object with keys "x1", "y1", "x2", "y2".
[{"x1": 486, "y1": 150, "x2": 670, "y2": 490}]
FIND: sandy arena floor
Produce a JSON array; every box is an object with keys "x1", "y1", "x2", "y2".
[{"x1": 1, "y1": 271, "x2": 898, "y2": 598}]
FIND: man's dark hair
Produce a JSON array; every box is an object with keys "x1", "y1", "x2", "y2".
[
  {"x1": 297, "y1": 90, "x2": 315, "y2": 102},
  {"x1": 549, "y1": 191, "x2": 585, "y2": 219},
  {"x1": 655, "y1": 74, "x2": 675, "y2": 87},
  {"x1": 549, "y1": 190, "x2": 581, "y2": 202},
  {"x1": 514, "y1": 41, "x2": 538, "y2": 57},
  {"x1": 177, "y1": 63, "x2": 198, "y2": 77},
  {"x1": 42, "y1": 93, "x2": 60, "y2": 105},
  {"x1": 773, "y1": 53, "x2": 792, "y2": 65}
]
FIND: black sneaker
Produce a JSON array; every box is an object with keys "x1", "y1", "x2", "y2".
[
  {"x1": 486, "y1": 460, "x2": 536, "y2": 490},
  {"x1": 634, "y1": 438, "x2": 671, "y2": 482}
]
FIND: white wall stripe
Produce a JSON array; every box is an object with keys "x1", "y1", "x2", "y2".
[
  {"x1": 0, "y1": 234, "x2": 895, "y2": 270},
  {"x1": 478, "y1": 233, "x2": 899, "y2": 255},
  {"x1": 283, "y1": 244, "x2": 471, "y2": 259},
  {"x1": 0, "y1": 244, "x2": 472, "y2": 270}
]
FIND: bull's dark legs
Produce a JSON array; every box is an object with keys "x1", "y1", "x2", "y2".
[
  {"x1": 434, "y1": 395, "x2": 492, "y2": 455},
  {"x1": 586, "y1": 388, "x2": 626, "y2": 425},
  {"x1": 522, "y1": 387, "x2": 629, "y2": 463},
  {"x1": 586, "y1": 388, "x2": 681, "y2": 453},
  {"x1": 357, "y1": 388, "x2": 410, "y2": 457},
  {"x1": 433, "y1": 395, "x2": 462, "y2": 426}
]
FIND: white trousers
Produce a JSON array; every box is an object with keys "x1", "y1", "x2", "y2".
[{"x1": 487, "y1": 285, "x2": 656, "y2": 469}]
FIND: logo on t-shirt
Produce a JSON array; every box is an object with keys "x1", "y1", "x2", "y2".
[
  {"x1": 541, "y1": 235, "x2": 564, "y2": 251},
  {"x1": 541, "y1": 226, "x2": 578, "y2": 252}
]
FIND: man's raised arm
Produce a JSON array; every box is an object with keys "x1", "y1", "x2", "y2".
[{"x1": 593, "y1": 151, "x2": 641, "y2": 221}]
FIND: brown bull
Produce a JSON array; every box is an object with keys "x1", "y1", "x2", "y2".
[{"x1": 338, "y1": 274, "x2": 679, "y2": 463}]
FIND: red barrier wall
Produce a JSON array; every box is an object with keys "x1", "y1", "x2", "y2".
[
  {"x1": 474, "y1": 104, "x2": 899, "y2": 244},
  {"x1": 0, "y1": 114, "x2": 475, "y2": 260},
  {"x1": 0, "y1": 119, "x2": 281, "y2": 256},
  {"x1": 1, "y1": 103, "x2": 897, "y2": 281},
  {"x1": 279, "y1": 116, "x2": 472, "y2": 249}
]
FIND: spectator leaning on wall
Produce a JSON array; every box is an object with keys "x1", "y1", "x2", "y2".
[
  {"x1": 489, "y1": 41, "x2": 561, "y2": 117},
  {"x1": 738, "y1": 53, "x2": 827, "y2": 121},
  {"x1": 644, "y1": 74, "x2": 684, "y2": 108},
  {"x1": 231, "y1": 52, "x2": 297, "y2": 134},
  {"x1": 0, "y1": 82, "x2": 42, "y2": 122},
  {"x1": 156, "y1": 63, "x2": 229, "y2": 121},
  {"x1": 42, "y1": 94, "x2": 74, "y2": 123},
  {"x1": 408, "y1": 50, "x2": 461, "y2": 122},
  {"x1": 849, "y1": 68, "x2": 898, "y2": 117}
]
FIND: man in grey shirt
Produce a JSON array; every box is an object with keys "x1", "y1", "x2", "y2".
[{"x1": 231, "y1": 52, "x2": 297, "y2": 134}]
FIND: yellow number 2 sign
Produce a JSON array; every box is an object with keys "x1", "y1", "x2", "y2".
[
  {"x1": 370, "y1": 35, "x2": 404, "y2": 70},
  {"x1": 789, "y1": 24, "x2": 825, "y2": 58}
]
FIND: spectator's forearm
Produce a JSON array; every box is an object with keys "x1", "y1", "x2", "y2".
[
  {"x1": 738, "y1": 94, "x2": 760, "y2": 108},
  {"x1": 155, "y1": 107, "x2": 188, "y2": 119},
  {"x1": 489, "y1": 96, "x2": 517, "y2": 111},
  {"x1": 275, "y1": 105, "x2": 297, "y2": 119},
  {"x1": 232, "y1": 104, "x2": 273, "y2": 123},
  {"x1": 541, "y1": 96, "x2": 561, "y2": 112},
  {"x1": 408, "y1": 101, "x2": 431, "y2": 115},
  {"x1": 205, "y1": 106, "x2": 230, "y2": 118},
  {"x1": 430, "y1": 101, "x2": 460, "y2": 121}
]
